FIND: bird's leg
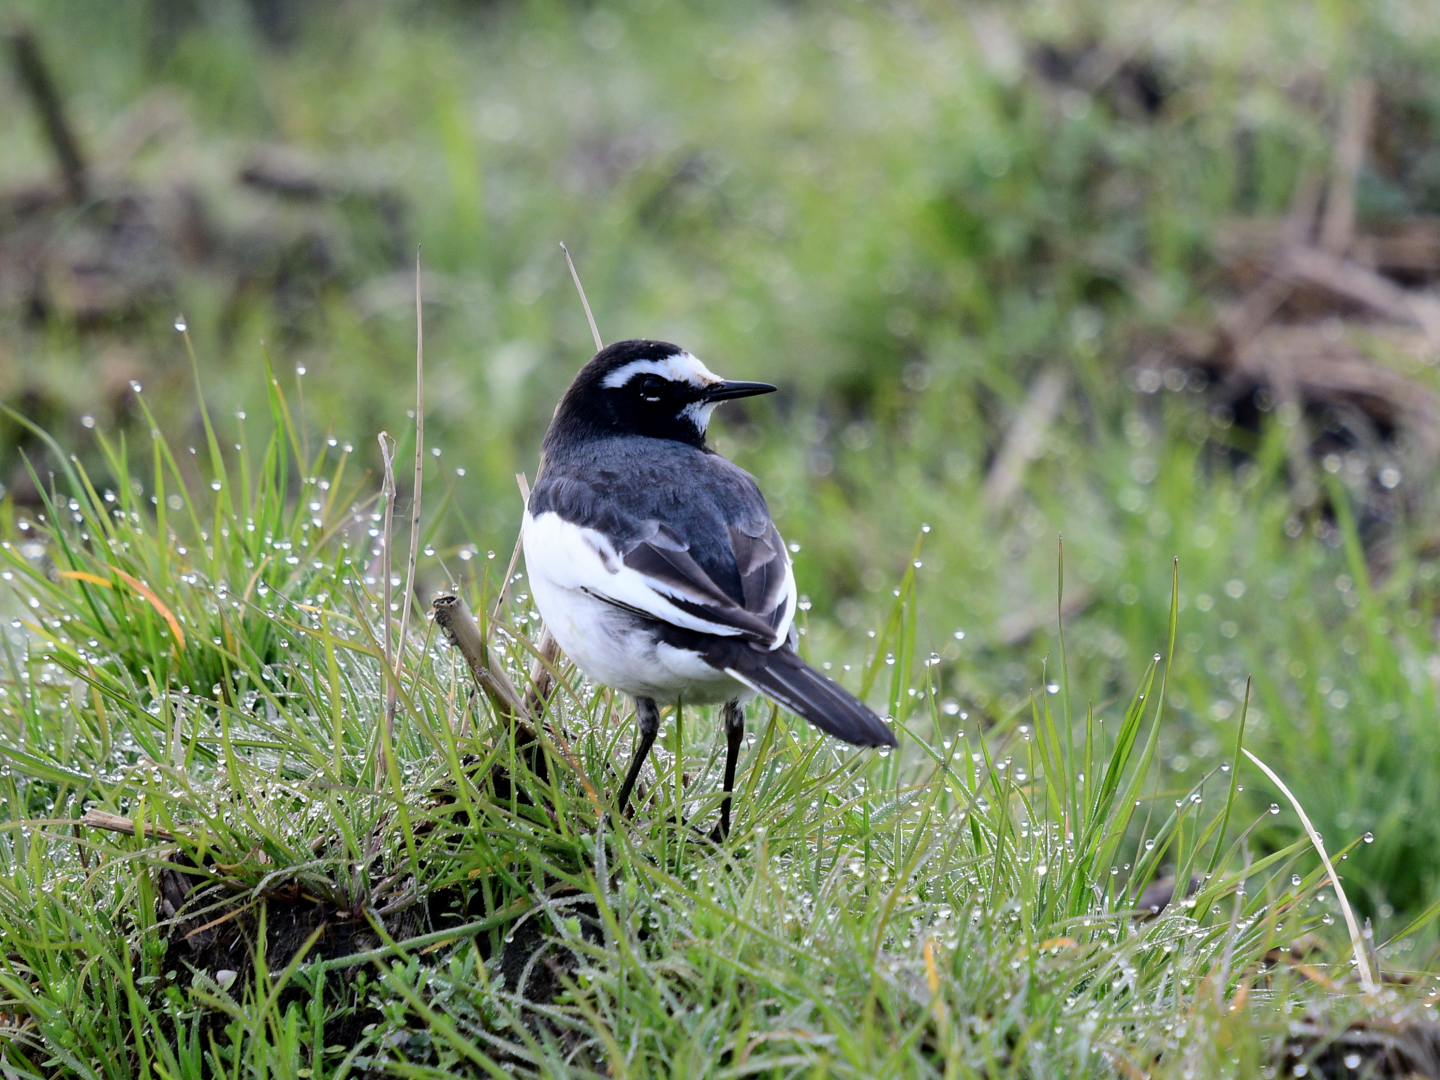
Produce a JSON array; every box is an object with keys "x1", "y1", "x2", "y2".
[
  {"x1": 711, "y1": 698, "x2": 746, "y2": 841},
  {"x1": 615, "y1": 696, "x2": 661, "y2": 817}
]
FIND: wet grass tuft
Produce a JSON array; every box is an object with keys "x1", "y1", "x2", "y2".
[{"x1": 0, "y1": 377, "x2": 1436, "y2": 1076}]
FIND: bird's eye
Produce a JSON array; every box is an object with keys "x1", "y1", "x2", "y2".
[{"x1": 639, "y1": 375, "x2": 665, "y2": 400}]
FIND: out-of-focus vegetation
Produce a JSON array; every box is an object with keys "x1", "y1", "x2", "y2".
[{"x1": 5, "y1": 0, "x2": 1440, "y2": 1071}]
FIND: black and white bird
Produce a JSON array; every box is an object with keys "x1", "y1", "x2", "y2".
[{"x1": 522, "y1": 339, "x2": 896, "y2": 838}]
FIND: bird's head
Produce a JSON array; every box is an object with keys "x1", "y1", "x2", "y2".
[{"x1": 546, "y1": 339, "x2": 776, "y2": 450}]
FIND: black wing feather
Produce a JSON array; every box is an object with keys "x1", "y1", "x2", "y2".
[
  {"x1": 531, "y1": 439, "x2": 791, "y2": 643},
  {"x1": 620, "y1": 521, "x2": 786, "y2": 643}
]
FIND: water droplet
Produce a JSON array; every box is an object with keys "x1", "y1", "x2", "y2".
[
  {"x1": 174, "y1": 316, "x2": 187, "y2": 333},
  {"x1": 1363, "y1": 831, "x2": 1374, "y2": 843},
  {"x1": 1046, "y1": 682, "x2": 1059, "y2": 694},
  {"x1": 1270, "y1": 803, "x2": 1280, "y2": 815},
  {"x1": 1343, "y1": 1054, "x2": 1362, "y2": 1070},
  {"x1": 1292, "y1": 874, "x2": 1302, "y2": 887},
  {"x1": 1144, "y1": 839, "x2": 1155, "y2": 850},
  {"x1": 129, "y1": 380, "x2": 143, "y2": 393},
  {"x1": 210, "y1": 480, "x2": 222, "y2": 491},
  {"x1": 953, "y1": 630, "x2": 965, "y2": 640}
]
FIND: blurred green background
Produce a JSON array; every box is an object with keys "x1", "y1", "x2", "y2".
[{"x1": 5, "y1": 0, "x2": 1440, "y2": 931}]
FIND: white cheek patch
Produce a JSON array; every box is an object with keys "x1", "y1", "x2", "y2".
[
  {"x1": 680, "y1": 400, "x2": 718, "y2": 434},
  {"x1": 601, "y1": 352, "x2": 720, "y2": 389}
]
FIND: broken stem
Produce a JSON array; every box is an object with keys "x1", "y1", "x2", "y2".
[{"x1": 431, "y1": 593, "x2": 528, "y2": 723}]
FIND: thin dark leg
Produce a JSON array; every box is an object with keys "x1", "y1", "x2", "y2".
[
  {"x1": 711, "y1": 698, "x2": 746, "y2": 841},
  {"x1": 614, "y1": 696, "x2": 661, "y2": 816}
]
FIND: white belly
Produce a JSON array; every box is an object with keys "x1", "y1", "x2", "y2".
[{"x1": 522, "y1": 512, "x2": 748, "y2": 704}]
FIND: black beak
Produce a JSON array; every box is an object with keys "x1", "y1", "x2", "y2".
[{"x1": 703, "y1": 380, "x2": 778, "y2": 402}]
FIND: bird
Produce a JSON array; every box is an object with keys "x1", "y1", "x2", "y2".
[{"x1": 521, "y1": 339, "x2": 897, "y2": 839}]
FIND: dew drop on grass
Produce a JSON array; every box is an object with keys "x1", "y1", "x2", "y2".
[
  {"x1": 1270, "y1": 803, "x2": 1280, "y2": 815},
  {"x1": 1144, "y1": 839, "x2": 1155, "y2": 850},
  {"x1": 1343, "y1": 1054, "x2": 1362, "y2": 1070},
  {"x1": 174, "y1": 317, "x2": 186, "y2": 333},
  {"x1": 210, "y1": 480, "x2": 222, "y2": 491},
  {"x1": 1363, "y1": 831, "x2": 1374, "y2": 843}
]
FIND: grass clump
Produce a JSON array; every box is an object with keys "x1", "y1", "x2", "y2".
[{"x1": 0, "y1": 372, "x2": 1434, "y2": 1076}]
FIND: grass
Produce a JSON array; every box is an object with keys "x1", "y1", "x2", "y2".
[
  {"x1": 5, "y1": 4, "x2": 1440, "y2": 916},
  {"x1": 0, "y1": 353, "x2": 1436, "y2": 1076}
]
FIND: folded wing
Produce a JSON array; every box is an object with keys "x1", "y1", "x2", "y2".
[{"x1": 523, "y1": 510, "x2": 796, "y2": 648}]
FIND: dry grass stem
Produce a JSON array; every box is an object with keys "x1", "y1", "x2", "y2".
[
  {"x1": 80, "y1": 809, "x2": 177, "y2": 842},
  {"x1": 1243, "y1": 747, "x2": 1377, "y2": 995},
  {"x1": 396, "y1": 248, "x2": 425, "y2": 695},
  {"x1": 378, "y1": 430, "x2": 398, "y2": 747},
  {"x1": 560, "y1": 241, "x2": 603, "y2": 352},
  {"x1": 1320, "y1": 78, "x2": 1376, "y2": 256},
  {"x1": 982, "y1": 367, "x2": 1068, "y2": 512}
]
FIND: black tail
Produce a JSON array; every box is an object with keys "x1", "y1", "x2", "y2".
[{"x1": 724, "y1": 645, "x2": 897, "y2": 748}]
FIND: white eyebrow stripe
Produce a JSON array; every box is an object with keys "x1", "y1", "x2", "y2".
[{"x1": 600, "y1": 352, "x2": 720, "y2": 389}]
